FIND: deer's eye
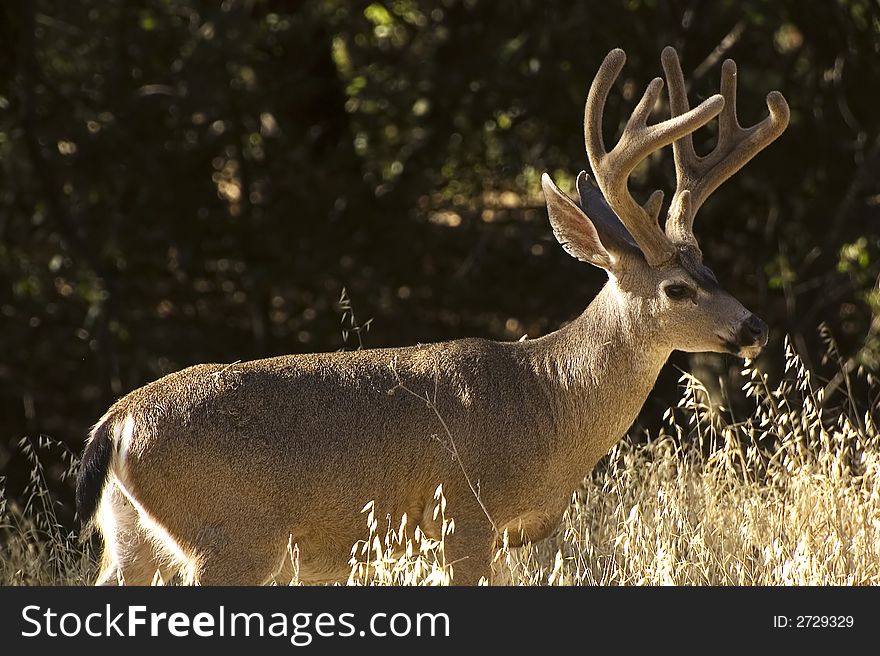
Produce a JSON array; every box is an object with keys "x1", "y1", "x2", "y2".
[{"x1": 663, "y1": 283, "x2": 696, "y2": 301}]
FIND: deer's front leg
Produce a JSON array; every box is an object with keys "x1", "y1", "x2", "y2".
[{"x1": 442, "y1": 503, "x2": 495, "y2": 586}]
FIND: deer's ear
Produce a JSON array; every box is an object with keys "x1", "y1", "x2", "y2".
[{"x1": 542, "y1": 173, "x2": 615, "y2": 271}]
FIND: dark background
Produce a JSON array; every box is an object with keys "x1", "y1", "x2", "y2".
[{"x1": 1, "y1": 0, "x2": 878, "y2": 526}]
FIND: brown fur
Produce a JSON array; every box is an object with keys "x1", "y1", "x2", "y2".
[
  {"x1": 79, "y1": 46, "x2": 786, "y2": 586},
  {"x1": 84, "y1": 277, "x2": 756, "y2": 585}
]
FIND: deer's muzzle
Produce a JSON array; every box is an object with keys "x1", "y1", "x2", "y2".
[{"x1": 738, "y1": 314, "x2": 768, "y2": 348}]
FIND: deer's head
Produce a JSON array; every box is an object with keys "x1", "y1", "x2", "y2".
[{"x1": 543, "y1": 47, "x2": 789, "y2": 358}]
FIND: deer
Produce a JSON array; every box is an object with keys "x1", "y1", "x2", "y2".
[{"x1": 76, "y1": 46, "x2": 788, "y2": 586}]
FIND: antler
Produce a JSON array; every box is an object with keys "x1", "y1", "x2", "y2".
[
  {"x1": 661, "y1": 46, "x2": 790, "y2": 247},
  {"x1": 585, "y1": 48, "x2": 724, "y2": 266}
]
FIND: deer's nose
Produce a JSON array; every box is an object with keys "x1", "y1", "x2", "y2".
[{"x1": 738, "y1": 314, "x2": 768, "y2": 347}]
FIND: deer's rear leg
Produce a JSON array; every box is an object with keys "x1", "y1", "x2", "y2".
[
  {"x1": 94, "y1": 485, "x2": 178, "y2": 585},
  {"x1": 191, "y1": 526, "x2": 289, "y2": 586}
]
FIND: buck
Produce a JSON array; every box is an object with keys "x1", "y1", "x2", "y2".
[{"x1": 76, "y1": 47, "x2": 788, "y2": 585}]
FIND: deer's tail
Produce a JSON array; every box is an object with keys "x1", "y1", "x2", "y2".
[{"x1": 76, "y1": 414, "x2": 116, "y2": 540}]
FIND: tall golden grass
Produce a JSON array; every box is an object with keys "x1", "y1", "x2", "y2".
[{"x1": 2, "y1": 335, "x2": 878, "y2": 585}]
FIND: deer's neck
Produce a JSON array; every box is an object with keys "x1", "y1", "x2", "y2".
[{"x1": 525, "y1": 281, "x2": 671, "y2": 480}]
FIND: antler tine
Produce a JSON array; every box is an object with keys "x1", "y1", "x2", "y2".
[
  {"x1": 585, "y1": 48, "x2": 724, "y2": 266},
  {"x1": 662, "y1": 46, "x2": 790, "y2": 246}
]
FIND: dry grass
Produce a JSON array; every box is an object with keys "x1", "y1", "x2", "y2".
[
  {"x1": 3, "y1": 336, "x2": 879, "y2": 585},
  {"x1": 0, "y1": 436, "x2": 92, "y2": 585}
]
